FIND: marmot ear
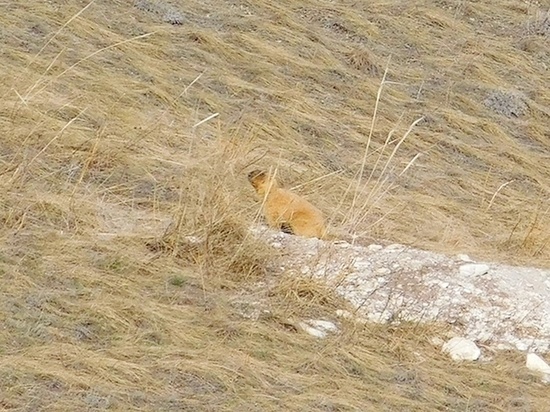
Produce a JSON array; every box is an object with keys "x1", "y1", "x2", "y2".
[{"x1": 248, "y1": 170, "x2": 266, "y2": 182}]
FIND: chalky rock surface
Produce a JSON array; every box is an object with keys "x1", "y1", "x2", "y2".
[{"x1": 251, "y1": 226, "x2": 550, "y2": 353}]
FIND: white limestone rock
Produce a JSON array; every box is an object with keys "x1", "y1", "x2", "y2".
[
  {"x1": 249, "y1": 223, "x2": 550, "y2": 354},
  {"x1": 442, "y1": 337, "x2": 481, "y2": 361},
  {"x1": 526, "y1": 353, "x2": 550, "y2": 384}
]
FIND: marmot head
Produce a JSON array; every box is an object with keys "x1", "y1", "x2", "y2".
[
  {"x1": 248, "y1": 169, "x2": 266, "y2": 183},
  {"x1": 248, "y1": 170, "x2": 277, "y2": 195}
]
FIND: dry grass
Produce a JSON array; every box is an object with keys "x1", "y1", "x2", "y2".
[{"x1": 1, "y1": 0, "x2": 550, "y2": 410}]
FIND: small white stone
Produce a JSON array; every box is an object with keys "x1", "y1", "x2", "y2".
[
  {"x1": 299, "y1": 319, "x2": 339, "y2": 338},
  {"x1": 442, "y1": 337, "x2": 481, "y2": 361},
  {"x1": 298, "y1": 322, "x2": 327, "y2": 339},
  {"x1": 526, "y1": 353, "x2": 550, "y2": 384},
  {"x1": 307, "y1": 319, "x2": 338, "y2": 332},
  {"x1": 459, "y1": 263, "x2": 489, "y2": 277},
  {"x1": 526, "y1": 353, "x2": 550, "y2": 373},
  {"x1": 367, "y1": 244, "x2": 383, "y2": 252},
  {"x1": 457, "y1": 254, "x2": 473, "y2": 262},
  {"x1": 271, "y1": 242, "x2": 282, "y2": 249}
]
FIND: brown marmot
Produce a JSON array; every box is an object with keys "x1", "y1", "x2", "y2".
[{"x1": 248, "y1": 170, "x2": 327, "y2": 239}]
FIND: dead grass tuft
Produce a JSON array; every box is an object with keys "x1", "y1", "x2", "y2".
[
  {"x1": 343, "y1": 47, "x2": 380, "y2": 75},
  {"x1": 525, "y1": 9, "x2": 550, "y2": 37},
  {"x1": 151, "y1": 215, "x2": 271, "y2": 284},
  {"x1": 144, "y1": 137, "x2": 273, "y2": 285},
  {"x1": 270, "y1": 272, "x2": 346, "y2": 313}
]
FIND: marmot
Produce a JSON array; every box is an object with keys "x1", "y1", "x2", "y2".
[{"x1": 248, "y1": 170, "x2": 327, "y2": 239}]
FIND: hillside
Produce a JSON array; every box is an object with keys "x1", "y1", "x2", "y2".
[{"x1": 1, "y1": 0, "x2": 549, "y2": 410}]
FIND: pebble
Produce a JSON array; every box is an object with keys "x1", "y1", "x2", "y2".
[
  {"x1": 442, "y1": 337, "x2": 481, "y2": 361},
  {"x1": 457, "y1": 254, "x2": 473, "y2": 262},
  {"x1": 298, "y1": 319, "x2": 339, "y2": 339},
  {"x1": 459, "y1": 263, "x2": 490, "y2": 277},
  {"x1": 526, "y1": 353, "x2": 550, "y2": 384}
]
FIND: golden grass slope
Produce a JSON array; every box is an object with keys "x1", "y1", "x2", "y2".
[
  {"x1": 1, "y1": 0, "x2": 549, "y2": 265},
  {"x1": 0, "y1": 0, "x2": 550, "y2": 410}
]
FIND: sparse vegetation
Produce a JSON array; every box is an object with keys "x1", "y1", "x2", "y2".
[
  {"x1": 1, "y1": 0, "x2": 549, "y2": 410},
  {"x1": 168, "y1": 275, "x2": 186, "y2": 287}
]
